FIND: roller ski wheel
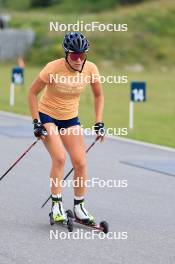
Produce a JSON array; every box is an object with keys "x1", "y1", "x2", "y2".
[
  {"x1": 67, "y1": 217, "x2": 73, "y2": 232},
  {"x1": 100, "y1": 221, "x2": 109, "y2": 234},
  {"x1": 49, "y1": 212, "x2": 55, "y2": 226},
  {"x1": 65, "y1": 210, "x2": 74, "y2": 232}
]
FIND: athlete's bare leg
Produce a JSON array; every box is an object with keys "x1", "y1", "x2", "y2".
[
  {"x1": 60, "y1": 126, "x2": 87, "y2": 197},
  {"x1": 42, "y1": 123, "x2": 66, "y2": 195}
]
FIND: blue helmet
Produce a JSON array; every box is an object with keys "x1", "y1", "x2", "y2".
[{"x1": 62, "y1": 32, "x2": 89, "y2": 53}]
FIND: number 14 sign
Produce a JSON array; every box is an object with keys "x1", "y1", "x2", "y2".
[{"x1": 131, "y1": 82, "x2": 146, "y2": 102}]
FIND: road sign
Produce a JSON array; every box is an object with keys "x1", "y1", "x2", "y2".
[
  {"x1": 131, "y1": 82, "x2": 146, "y2": 102},
  {"x1": 12, "y1": 67, "x2": 24, "y2": 85}
]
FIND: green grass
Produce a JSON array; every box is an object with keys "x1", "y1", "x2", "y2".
[
  {"x1": 1, "y1": 0, "x2": 174, "y2": 67},
  {"x1": 0, "y1": 0, "x2": 151, "y2": 13},
  {"x1": 0, "y1": 63, "x2": 174, "y2": 147}
]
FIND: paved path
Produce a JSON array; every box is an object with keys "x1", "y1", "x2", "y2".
[{"x1": 0, "y1": 112, "x2": 174, "y2": 264}]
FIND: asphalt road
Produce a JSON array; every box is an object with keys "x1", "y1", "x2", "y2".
[{"x1": 0, "y1": 112, "x2": 175, "y2": 264}]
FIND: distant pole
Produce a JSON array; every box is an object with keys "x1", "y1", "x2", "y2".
[
  {"x1": 10, "y1": 83, "x2": 15, "y2": 106},
  {"x1": 129, "y1": 101, "x2": 134, "y2": 129}
]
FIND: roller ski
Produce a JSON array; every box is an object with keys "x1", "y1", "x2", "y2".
[
  {"x1": 66, "y1": 201, "x2": 109, "y2": 234},
  {"x1": 49, "y1": 199, "x2": 73, "y2": 232}
]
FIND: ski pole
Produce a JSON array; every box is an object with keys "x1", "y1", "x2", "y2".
[
  {"x1": 0, "y1": 139, "x2": 39, "y2": 182},
  {"x1": 41, "y1": 136, "x2": 100, "y2": 208}
]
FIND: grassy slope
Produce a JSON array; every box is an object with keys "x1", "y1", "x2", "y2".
[{"x1": 5, "y1": 0, "x2": 175, "y2": 67}]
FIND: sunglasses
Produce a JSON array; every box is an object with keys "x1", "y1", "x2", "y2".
[{"x1": 69, "y1": 52, "x2": 86, "y2": 61}]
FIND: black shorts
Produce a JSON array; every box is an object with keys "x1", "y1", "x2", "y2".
[{"x1": 39, "y1": 112, "x2": 81, "y2": 130}]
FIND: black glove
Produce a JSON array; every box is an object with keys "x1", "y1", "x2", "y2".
[
  {"x1": 33, "y1": 119, "x2": 47, "y2": 138},
  {"x1": 94, "y1": 122, "x2": 105, "y2": 136}
]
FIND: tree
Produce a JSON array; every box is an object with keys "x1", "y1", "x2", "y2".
[
  {"x1": 30, "y1": 0, "x2": 55, "y2": 8},
  {"x1": 120, "y1": 0, "x2": 144, "y2": 4}
]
